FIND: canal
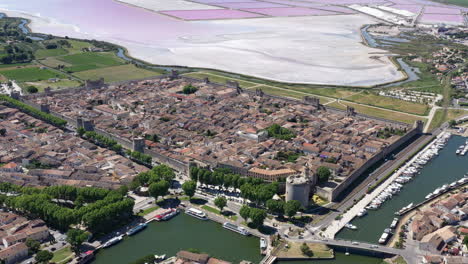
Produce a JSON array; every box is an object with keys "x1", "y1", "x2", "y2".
[
  {"x1": 93, "y1": 213, "x2": 262, "y2": 264},
  {"x1": 92, "y1": 213, "x2": 386, "y2": 264},
  {"x1": 337, "y1": 135, "x2": 468, "y2": 243}
]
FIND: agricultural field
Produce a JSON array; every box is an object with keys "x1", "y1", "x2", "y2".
[
  {"x1": 345, "y1": 91, "x2": 429, "y2": 116},
  {"x1": 0, "y1": 66, "x2": 66, "y2": 82},
  {"x1": 24, "y1": 79, "x2": 82, "y2": 91},
  {"x1": 327, "y1": 101, "x2": 426, "y2": 125},
  {"x1": 35, "y1": 48, "x2": 68, "y2": 59},
  {"x1": 58, "y1": 52, "x2": 124, "y2": 72},
  {"x1": 73, "y1": 64, "x2": 163, "y2": 83}
]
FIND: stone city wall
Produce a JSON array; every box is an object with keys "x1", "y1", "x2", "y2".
[{"x1": 320, "y1": 122, "x2": 422, "y2": 202}]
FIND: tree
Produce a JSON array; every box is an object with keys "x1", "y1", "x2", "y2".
[
  {"x1": 182, "y1": 181, "x2": 197, "y2": 199},
  {"x1": 266, "y1": 199, "x2": 285, "y2": 216},
  {"x1": 151, "y1": 165, "x2": 175, "y2": 182},
  {"x1": 300, "y1": 243, "x2": 313, "y2": 257},
  {"x1": 66, "y1": 228, "x2": 88, "y2": 253},
  {"x1": 317, "y1": 166, "x2": 331, "y2": 183},
  {"x1": 448, "y1": 119, "x2": 457, "y2": 127},
  {"x1": 0, "y1": 128, "x2": 6, "y2": 136},
  {"x1": 239, "y1": 205, "x2": 251, "y2": 221},
  {"x1": 35, "y1": 250, "x2": 53, "y2": 263},
  {"x1": 148, "y1": 180, "x2": 170, "y2": 201},
  {"x1": 249, "y1": 208, "x2": 267, "y2": 228},
  {"x1": 284, "y1": 200, "x2": 301, "y2": 218},
  {"x1": 25, "y1": 238, "x2": 40, "y2": 254},
  {"x1": 117, "y1": 185, "x2": 129, "y2": 196},
  {"x1": 26, "y1": 86, "x2": 38, "y2": 93},
  {"x1": 182, "y1": 84, "x2": 198, "y2": 94},
  {"x1": 214, "y1": 196, "x2": 227, "y2": 212}
]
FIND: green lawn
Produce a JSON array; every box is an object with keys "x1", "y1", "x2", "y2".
[
  {"x1": 346, "y1": 92, "x2": 429, "y2": 116},
  {"x1": 58, "y1": 52, "x2": 123, "y2": 72},
  {"x1": 182, "y1": 72, "x2": 258, "y2": 88},
  {"x1": 24, "y1": 79, "x2": 82, "y2": 91},
  {"x1": 137, "y1": 206, "x2": 160, "y2": 217},
  {"x1": 51, "y1": 246, "x2": 74, "y2": 264},
  {"x1": 248, "y1": 85, "x2": 334, "y2": 104},
  {"x1": 328, "y1": 101, "x2": 426, "y2": 125},
  {"x1": 429, "y1": 109, "x2": 468, "y2": 131},
  {"x1": 0, "y1": 67, "x2": 66, "y2": 82},
  {"x1": 73, "y1": 64, "x2": 163, "y2": 82},
  {"x1": 65, "y1": 40, "x2": 94, "y2": 53},
  {"x1": 201, "y1": 205, "x2": 237, "y2": 221},
  {"x1": 35, "y1": 48, "x2": 69, "y2": 59}
]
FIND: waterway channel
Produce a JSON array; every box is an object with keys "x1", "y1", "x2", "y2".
[
  {"x1": 337, "y1": 135, "x2": 468, "y2": 243},
  {"x1": 93, "y1": 212, "x2": 385, "y2": 264},
  {"x1": 93, "y1": 213, "x2": 262, "y2": 264}
]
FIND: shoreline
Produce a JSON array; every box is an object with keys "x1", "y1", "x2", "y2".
[{"x1": 0, "y1": 9, "x2": 412, "y2": 89}]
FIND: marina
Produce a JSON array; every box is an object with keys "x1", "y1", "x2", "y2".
[
  {"x1": 365, "y1": 132, "x2": 451, "y2": 211},
  {"x1": 337, "y1": 135, "x2": 468, "y2": 244}
]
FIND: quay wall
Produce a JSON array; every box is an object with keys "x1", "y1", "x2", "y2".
[{"x1": 319, "y1": 123, "x2": 422, "y2": 202}]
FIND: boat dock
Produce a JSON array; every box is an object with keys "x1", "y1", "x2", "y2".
[
  {"x1": 323, "y1": 132, "x2": 451, "y2": 238},
  {"x1": 396, "y1": 179, "x2": 468, "y2": 216}
]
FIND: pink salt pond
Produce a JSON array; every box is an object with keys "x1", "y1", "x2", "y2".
[{"x1": 160, "y1": 9, "x2": 263, "y2": 20}]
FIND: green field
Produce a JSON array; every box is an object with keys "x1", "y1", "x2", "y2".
[
  {"x1": 35, "y1": 48, "x2": 69, "y2": 59},
  {"x1": 0, "y1": 67, "x2": 66, "y2": 82},
  {"x1": 0, "y1": 62, "x2": 31, "y2": 69},
  {"x1": 73, "y1": 64, "x2": 163, "y2": 82},
  {"x1": 51, "y1": 246, "x2": 74, "y2": 264},
  {"x1": 429, "y1": 108, "x2": 468, "y2": 131},
  {"x1": 65, "y1": 39, "x2": 94, "y2": 53},
  {"x1": 430, "y1": 0, "x2": 468, "y2": 7},
  {"x1": 346, "y1": 91, "x2": 429, "y2": 116},
  {"x1": 248, "y1": 85, "x2": 334, "y2": 104},
  {"x1": 25, "y1": 79, "x2": 81, "y2": 91},
  {"x1": 137, "y1": 206, "x2": 160, "y2": 217},
  {"x1": 328, "y1": 101, "x2": 426, "y2": 125},
  {"x1": 58, "y1": 52, "x2": 123, "y2": 72}
]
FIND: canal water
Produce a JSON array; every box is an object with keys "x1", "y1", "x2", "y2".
[
  {"x1": 92, "y1": 213, "x2": 385, "y2": 264},
  {"x1": 278, "y1": 253, "x2": 385, "y2": 264},
  {"x1": 93, "y1": 213, "x2": 262, "y2": 264},
  {"x1": 337, "y1": 135, "x2": 468, "y2": 243}
]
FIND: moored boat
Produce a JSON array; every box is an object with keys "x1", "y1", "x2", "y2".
[
  {"x1": 185, "y1": 208, "x2": 207, "y2": 220},
  {"x1": 126, "y1": 223, "x2": 147, "y2": 236},
  {"x1": 223, "y1": 222, "x2": 250, "y2": 236},
  {"x1": 102, "y1": 235, "x2": 123, "y2": 248},
  {"x1": 155, "y1": 208, "x2": 179, "y2": 221}
]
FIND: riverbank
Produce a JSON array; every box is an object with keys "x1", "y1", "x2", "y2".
[{"x1": 389, "y1": 183, "x2": 467, "y2": 247}]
